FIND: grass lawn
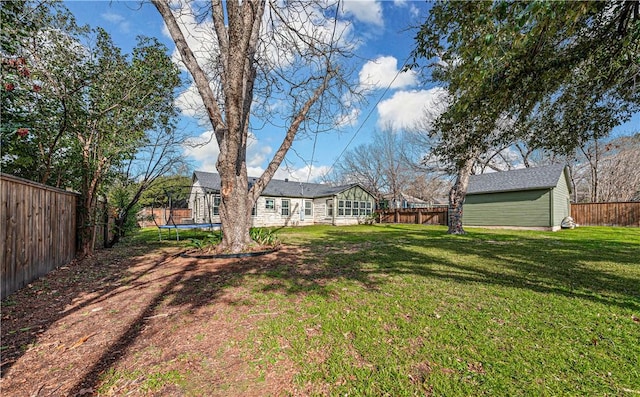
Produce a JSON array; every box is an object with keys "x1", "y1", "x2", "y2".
[
  {"x1": 136, "y1": 224, "x2": 639, "y2": 395},
  {"x1": 2, "y1": 225, "x2": 640, "y2": 396},
  {"x1": 238, "y1": 225, "x2": 640, "y2": 395}
]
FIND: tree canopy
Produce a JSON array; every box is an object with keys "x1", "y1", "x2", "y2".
[
  {"x1": 1, "y1": 1, "x2": 183, "y2": 254},
  {"x1": 408, "y1": 0, "x2": 639, "y2": 233},
  {"x1": 411, "y1": 1, "x2": 639, "y2": 161}
]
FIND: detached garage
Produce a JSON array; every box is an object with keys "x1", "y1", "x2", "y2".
[{"x1": 463, "y1": 164, "x2": 572, "y2": 231}]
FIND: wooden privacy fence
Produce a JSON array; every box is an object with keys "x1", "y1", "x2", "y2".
[
  {"x1": 571, "y1": 202, "x2": 640, "y2": 227},
  {"x1": 1, "y1": 173, "x2": 79, "y2": 298},
  {"x1": 377, "y1": 207, "x2": 448, "y2": 225},
  {"x1": 137, "y1": 207, "x2": 192, "y2": 228}
]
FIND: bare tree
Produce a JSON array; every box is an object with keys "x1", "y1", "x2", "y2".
[
  {"x1": 152, "y1": 0, "x2": 357, "y2": 252},
  {"x1": 106, "y1": 125, "x2": 189, "y2": 247},
  {"x1": 572, "y1": 133, "x2": 640, "y2": 202},
  {"x1": 598, "y1": 134, "x2": 640, "y2": 201},
  {"x1": 332, "y1": 127, "x2": 412, "y2": 206}
]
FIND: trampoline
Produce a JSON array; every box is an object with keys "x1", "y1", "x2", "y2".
[
  {"x1": 152, "y1": 186, "x2": 223, "y2": 241},
  {"x1": 157, "y1": 222, "x2": 222, "y2": 241}
]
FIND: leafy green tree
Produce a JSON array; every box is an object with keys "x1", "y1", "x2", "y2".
[
  {"x1": 2, "y1": 2, "x2": 181, "y2": 255},
  {"x1": 409, "y1": 1, "x2": 640, "y2": 233},
  {"x1": 74, "y1": 31, "x2": 181, "y2": 255},
  {"x1": 139, "y1": 175, "x2": 193, "y2": 208},
  {"x1": 1, "y1": 1, "x2": 85, "y2": 186}
]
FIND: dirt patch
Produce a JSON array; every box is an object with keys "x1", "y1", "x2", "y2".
[{"x1": 1, "y1": 244, "x2": 307, "y2": 396}]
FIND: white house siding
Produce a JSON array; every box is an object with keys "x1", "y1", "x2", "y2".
[
  {"x1": 189, "y1": 183, "x2": 210, "y2": 223},
  {"x1": 188, "y1": 172, "x2": 376, "y2": 228},
  {"x1": 251, "y1": 197, "x2": 317, "y2": 227},
  {"x1": 312, "y1": 198, "x2": 332, "y2": 224}
]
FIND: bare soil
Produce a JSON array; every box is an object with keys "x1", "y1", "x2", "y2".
[{"x1": 1, "y1": 244, "x2": 304, "y2": 396}]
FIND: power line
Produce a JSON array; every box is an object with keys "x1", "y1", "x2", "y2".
[{"x1": 326, "y1": 54, "x2": 412, "y2": 176}]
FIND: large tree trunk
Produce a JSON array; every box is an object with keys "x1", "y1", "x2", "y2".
[
  {"x1": 447, "y1": 159, "x2": 474, "y2": 234},
  {"x1": 218, "y1": 171, "x2": 253, "y2": 252},
  {"x1": 153, "y1": 0, "x2": 336, "y2": 252}
]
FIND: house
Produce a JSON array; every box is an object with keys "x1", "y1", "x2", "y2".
[
  {"x1": 463, "y1": 164, "x2": 572, "y2": 231},
  {"x1": 189, "y1": 171, "x2": 377, "y2": 227}
]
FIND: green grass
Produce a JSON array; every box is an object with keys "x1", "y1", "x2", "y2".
[
  {"x1": 124, "y1": 226, "x2": 220, "y2": 248},
  {"x1": 235, "y1": 225, "x2": 639, "y2": 396},
  {"x1": 122, "y1": 224, "x2": 640, "y2": 395}
]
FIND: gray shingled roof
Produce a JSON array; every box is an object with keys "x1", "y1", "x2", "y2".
[
  {"x1": 193, "y1": 170, "x2": 363, "y2": 198},
  {"x1": 467, "y1": 164, "x2": 567, "y2": 195}
]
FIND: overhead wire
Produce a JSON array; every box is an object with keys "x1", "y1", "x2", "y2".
[{"x1": 326, "y1": 54, "x2": 412, "y2": 176}]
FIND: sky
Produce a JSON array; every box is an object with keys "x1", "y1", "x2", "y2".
[
  {"x1": 64, "y1": 1, "x2": 639, "y2": 182},
  {"x1": 64, "y1": 0, "x2": 445, "y2": 182}
]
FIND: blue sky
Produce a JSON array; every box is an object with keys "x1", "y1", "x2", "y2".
[
  {"x1": 65, "y1": 0, "x2": 443, "y2": 182},
  {"x1": 65, "y1": 1, "x2": 638, "y2": 181}
]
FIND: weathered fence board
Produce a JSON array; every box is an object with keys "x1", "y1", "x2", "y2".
[
  {"x1": 377, "y1": 207, "x2": 448, "y2": 226},
  {"x1": 1, "y1": 173, "x2": 79, "y2": 298},
  {"x1": 571, "y1": 202, "x2": 640, "y2": 227},
  {"x1": 137, "y1": 207, "x2": 193, "y2": 228}
]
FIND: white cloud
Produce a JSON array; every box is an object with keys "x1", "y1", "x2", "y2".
[
  {"x1": 247, "y1": 134, "x2": 273, "y2": 170},
  {"x1": 342, "y1": 0, "x2": 384, "y2": 27},
  {"x1": 359, "y1": 56, "x2": 417, "y2": 90},
  {"x1": 334, "y1": 107, "x2": 360, "y2": 128},
  {"x1": 376, "y1": 87, "x2": 449, "y2": 130},
  {"x1": 408, "y1": 4, "x2": 420, "y2": 18},
  {"x1": 102, "y1": 12, "x2": 131, "y2": 33},
  {"x1": 393, "y1": 0, "x2": 420, "y2": 17},
  {"x1": 175, "y1": 84, "x2": 206, "y2": 119},
  {"x1": 184, "y1": 131, "x2": 273, "y2": 174},
  {"x1": 274, "y1": 164, "x2": 331, "y2": 183},
  {"x1": 183, "y1": 131, "x2": 219, "y2": 172}
]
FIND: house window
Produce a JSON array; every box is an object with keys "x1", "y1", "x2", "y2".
[
  {"x1": 352, "y1": 201, "x2": 359, "y2": 216},
  {"x1": 326, "y1": 199, "x2": 333, "y2": 217},
  {"x1": 212, "y1": 195, "x2": 221, "y2": 215},
  {"x1": 345, "y1": 200, "x2": 352, "y2": 216},
  {"x1": 304, "y1": 200, "x2": 313, "y2": 216},
  {"x1": 281, "y1": 199, "x2": 290, "y2": 216},
  {"x1": 366, "y1": 201, "x2": 372, "y2": 215},
  {"x1": 252, "y1": 203, "x2": 257, "y2": 217},
  {"x1": 265, "y1": 198, "x2": 275, "y2": 211},
  {"x1": 338, "y1": 200, "x2": 344, "y2": 216}
]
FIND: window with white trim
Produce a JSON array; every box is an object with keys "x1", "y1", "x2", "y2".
[
  {"x1": 281, "y1": 199, "x2": 290, "y2": 216},
  {"x1": 304, "y1": 200, "x2": 313, "y2": 216},
  {"x1": 265, "y1": 198, "x2": 275, "y2": 211},
  {"x1": 345, "y1": 200, "x2": 352, "y2": 216},
  {"x1": 212, "y1": 194, "x2": 221, "y2": 215}
]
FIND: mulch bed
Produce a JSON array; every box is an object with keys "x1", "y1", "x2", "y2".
[{"x1": 1, "y1": 244, "x2": 304, "y2": 396}]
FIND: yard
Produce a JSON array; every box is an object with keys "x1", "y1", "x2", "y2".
[{"x1": 1, "y1": 225, "x2": 639, "y2": 396}]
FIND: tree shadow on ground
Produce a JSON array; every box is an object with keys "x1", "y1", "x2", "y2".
[
  {"x1": 2, "y1": 225, "x2": 638, "y2": 395},
  {"x1": 305, "y1": 225, "x2": 640, "y2": 311},
  {"x1": 0, "y1": 243, "x2": 177, "y2": 376}
]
